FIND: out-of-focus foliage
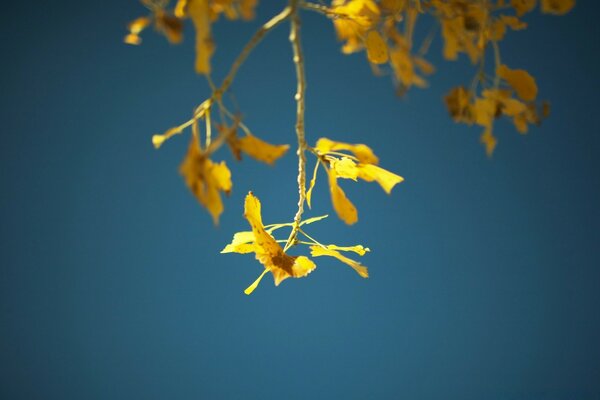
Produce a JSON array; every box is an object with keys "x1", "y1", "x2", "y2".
[{"x1": 125, "y1": 0, "x2": 574, "y2": 294}]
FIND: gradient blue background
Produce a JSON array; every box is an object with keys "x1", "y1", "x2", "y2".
[{"x1": 1, "y1": 1, "x2": 599, "y2": 399}]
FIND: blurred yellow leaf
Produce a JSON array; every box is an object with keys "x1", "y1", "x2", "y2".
[
  {"x1": 511, "y1": 0, "x2": 537, "y2": 16},
  {"x1": 497, "y1": 64, "x2": 538, "y2": 101},
  {"x1": 365, "y1": 30, "x2": 389, "y2": 64},
  {"x1": 237, "y1": 135, "x2": 289, "y2": 165},
  {"x1": 541, "y1": 0, "x2": 575, "y2": 15},
  {"x1": 188, "y1": 0, "x2": 214, "y2": 74},
  {"x1": 179, "y1": 135, "x2": 232, "y2": 224}
]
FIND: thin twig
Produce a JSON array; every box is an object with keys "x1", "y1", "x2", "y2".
[
  {"x1": 211, "y1": 6, "x2": 292, "y2": 103},
  {"x1": 284, "y1": 0, "x2": 308, "y2": 252}
]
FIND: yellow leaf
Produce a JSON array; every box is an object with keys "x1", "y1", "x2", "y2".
[
  {"x1": 221, "y1": 231, "x2": 256, "y2": 254},
  {"x1": 497, "y1": 64, "x2": 538, "y2": 102},
  {"x1": 179, "y1": 135, "x2": 232, "y2": 224},
  {"x1": 244, "y1": 268, "x2": 269, "y2": 295},
  {"x1": 511, "y1": 0, "x2": 537, "y2": 16},
  {"x1": 445, "y1": 86, "x2": 472, "y2": 123},
  {"x1": 323, "y1": 244, "x2": 370, "y2": 256},
  {"x1": 365, "y1": 30, "x2": 389, "y2": 64},
  {"x1": 500, "y1": 15, "x2": 527, "y2": 30},
  {"x1": 174, "y1": 0, "x2": 189, "y2": 18},
  {"x1": 239, "y1": 0, "x2": 259, "y2": 20},
  {"x1": 306, "y1": 159, "x2": 320, "y2": 208},
  {"x1": 243, "y1": 193, "x2": 317, "y2": 287},
  {"x1": 480, "y1": 127, "x2": 497, "y2": 157},
  {"x1": 328, "y1": 169, "x2": 358, "y2": 225},
  {"x1": 472, "y1": 97, "x2": 497, "y2": 127},
  {"x1": 357, "y1": 164, "x2": 404, "y2": 194},
  {"x1": 237, "y1": 135, "x2": 289, "y2": 165},
  {"x1": 124, "y1": 16, "x2": 151, "y2": 45},
  {"x1": 331, "y1": 157, "x2": 359, "y2": 180},
  {"x1": 316, "y1": 137, "x2": 379, "y2": 164},
  {"x1": 380, "y1": 0, "x2": 406, "y2": 14},
  {"x1": 310, "y1": 245, "x2": 369, "y2": 278},
  {"x1": 155, "y1": 11, "x2": 184, "y2": 44},
  {"x1": 188, "y1": 0, "x2": 214, "y2": 74},
  {"x1": 541, "y1": 0, "x2": 575, "y2": 15}
]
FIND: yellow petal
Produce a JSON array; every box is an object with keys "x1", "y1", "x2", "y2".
[
  {"x1": 497, "y1": 64, "x2": 538, "y2": 102},
  {"x1": 541, "y1": 0, "x2": 575, "y2": 15},
  {"x1": 316, "y1": 137, "x2": 379, "y2": 164},
  {"x1": 310, "y1": 246, "x2": 369, "y2": 278},
  {"x1": 365, "y1": 30, "x2": 389, "y2": 64},
  {"x1": 328, "y1": 169, "x2": 358, "y2": 225},
  {"x1": 237, "y1": 135, "x2": 289, "y2": 165},
  {"x1": 357, "y1": 164, "x2": 403, "y2": 194},
  {"x1": 188, "y1": 0, "x2": 214, "y2": 74},
  {"x1": 244, "y1": 268, "x2": 269, "y2": 295}
]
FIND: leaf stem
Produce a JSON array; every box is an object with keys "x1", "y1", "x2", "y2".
[{"x1": 284, "y1": 0, "x2": 308, "y2": 252}]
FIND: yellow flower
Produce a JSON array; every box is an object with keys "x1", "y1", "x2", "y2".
[
  {"x1": 222, "y1": 192, "x2": 316, "y2": 294},
  {"x1": 179, "y1": 135, "x2": 232, "y2": 224}
]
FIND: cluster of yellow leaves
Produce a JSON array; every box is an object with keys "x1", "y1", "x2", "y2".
[
  {"x1": 434, "y1": 0, "x2": 573, "y2": 63},
  {"x1": 445, "y1": 64, "x2": 549, "y2": 156},
  {"x1": 153, "y1": 99, "x2": 289, "y2": 224},
  {"x1": 307, "y1": 138, "x2": 404, "y2": 225},
  {"x1": 329, "y1": 0, "x2": 435, "y2": 92},
  {"x1": 125, "y1": 0, "x2": 258, "y2": 74},
  {"x1": 222, "y1": 192, "x2": 369, "y2": 294}
]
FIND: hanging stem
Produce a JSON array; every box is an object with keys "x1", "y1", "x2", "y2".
[{"x1": 284, "y1": 0, "x2": 308, "y2": 252}]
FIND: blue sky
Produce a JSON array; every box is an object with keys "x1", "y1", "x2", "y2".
[{"x1": 1, "y1": 1, "x2": 599, "y2": 399}]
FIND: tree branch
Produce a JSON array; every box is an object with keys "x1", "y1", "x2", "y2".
[{"x1": 284, "y1": 0, "x2": 308, "y2": 252}]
